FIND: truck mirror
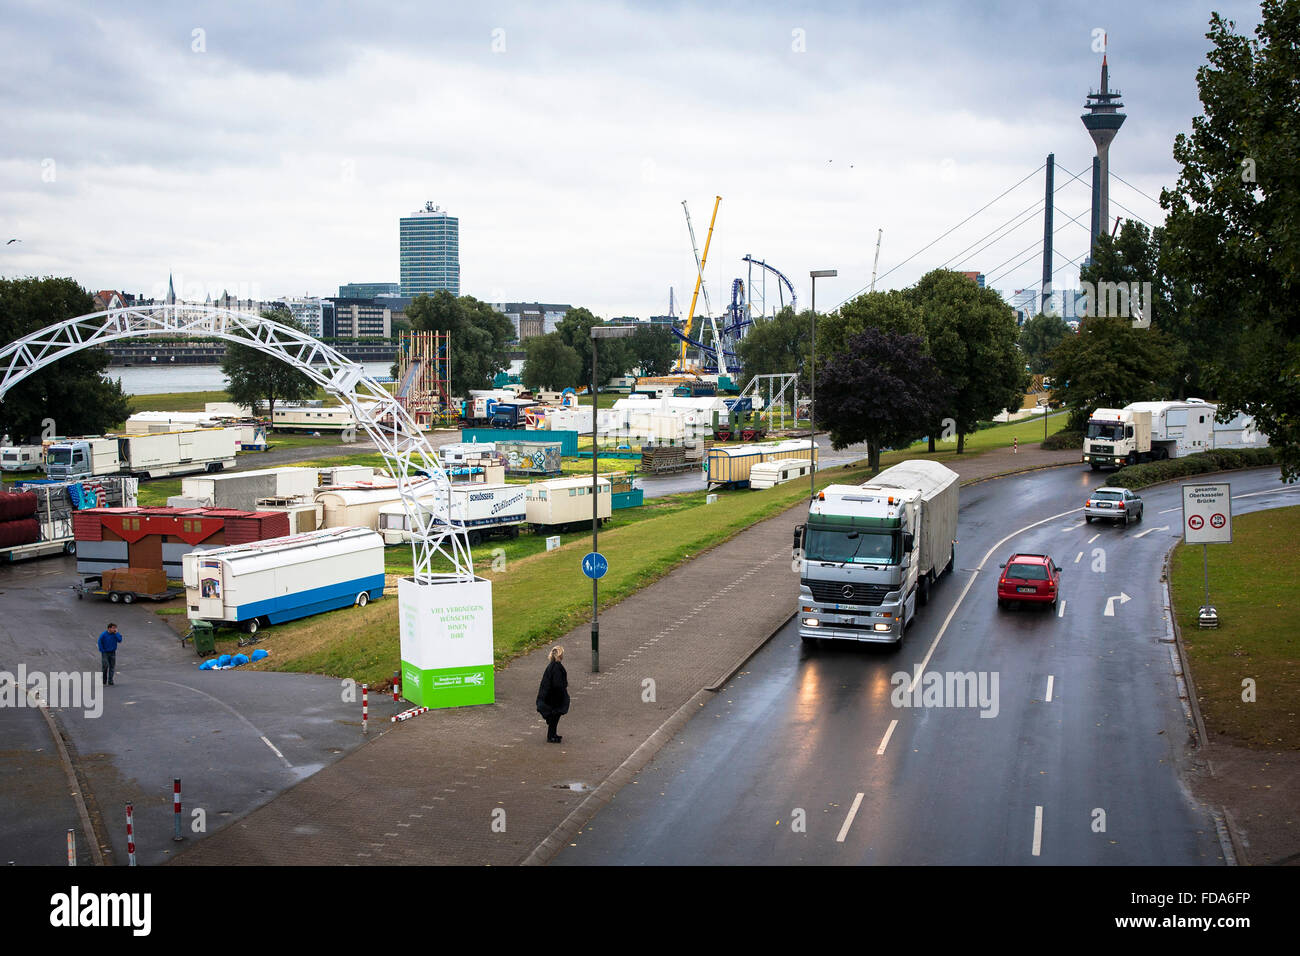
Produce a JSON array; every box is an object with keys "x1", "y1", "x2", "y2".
[
  {"x1": 903, "y1": 532, "x2": 914, "y2": 551},
  {"x1": 793, "y1": 525, "x2": 804, "y2": 550}
]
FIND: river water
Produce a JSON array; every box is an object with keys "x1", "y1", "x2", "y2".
[{"x1": 107, "y1": 362, "x2": 396, "y2": 396}]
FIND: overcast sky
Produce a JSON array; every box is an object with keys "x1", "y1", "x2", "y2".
[{"x1": 0, "y1": 0, "x2": 1265, "y2": 318}]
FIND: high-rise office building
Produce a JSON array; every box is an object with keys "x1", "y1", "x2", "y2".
[
  {"x1": 339, "y1": 282, "x2": 399, "y2": 298},
  {"x1": 400, "y1": 202, "x2": 460, "y2": 296}
]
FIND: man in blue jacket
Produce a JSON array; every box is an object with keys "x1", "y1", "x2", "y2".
[{"x1": 98, "y1": 623, "x2": 122, "y2": 686}]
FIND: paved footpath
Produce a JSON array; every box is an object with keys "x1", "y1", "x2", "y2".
[{"x1": 172, "y1": 443, "x2": 1079, "y2": 866}]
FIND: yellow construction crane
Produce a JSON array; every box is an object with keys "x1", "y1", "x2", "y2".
[{"x1": 678, "y1": 195, "x2": 721, "y2": 372}]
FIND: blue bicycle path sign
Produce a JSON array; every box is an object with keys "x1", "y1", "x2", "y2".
[{"x1": 582, "y1": 552, "x2": 608, "y2": 579}]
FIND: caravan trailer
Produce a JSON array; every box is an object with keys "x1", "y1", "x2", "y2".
[
  {"x1": 1, "y1": 445, "x2": 43, "y2": 472},
  {"x1": 749, "y1": 458, "x2": 814, "y2": 489},
  {"x1": 706, "y1": 439, "x2": 818, "y2": 488},
  {"x1": 524, "y1": 476, "x2": 611, "y2": 532},
  {"x1": 182, "y1": 527, "x2": 384, "y2": 635},
  {"x1": 315, "y1": 481, "x2": 438, "y2": 531}
]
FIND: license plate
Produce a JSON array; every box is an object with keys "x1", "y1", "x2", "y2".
[
  {"x1": 1017, "y1": 586, "x2": 1036, "y2": 593},
  {"x1": 1095, "y1": 502, "x2": 1111, "y2": 508}
]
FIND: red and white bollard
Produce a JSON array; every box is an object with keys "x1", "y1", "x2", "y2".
[
  {"x1": 66, "y1": 829, "x2": 76, "y2": 866},
  {"x1": 362, "y1": 683, "x2": 369, "y2": 734},
  {"x1": 125, "y1": 803, "x2": 136, "y2": 867},
  {"x1": 1013, "y1": 437, "x2": 1018, "y2": 454},
  {"x1": 392, "y1": 672, "x2": 401, "y2": 703},
  {"x1": 172, "y1": 778, "x2": 183, "y2": 842}
]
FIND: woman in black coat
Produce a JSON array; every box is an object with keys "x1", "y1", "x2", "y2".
[{"x1": 536, "y1": 645, "x2": 570, "y2": 743}]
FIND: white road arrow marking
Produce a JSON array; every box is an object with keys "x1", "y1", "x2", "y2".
[
  {"x1": 1133, "y1": 525, "x2": 1170, "y2": 539},
  {"x1": 1103, "y1": 592, "x2": 1132, "y2": 617},
  {"x1": 1061, "y1": 522, "x2": 1085, "y2": 533}
]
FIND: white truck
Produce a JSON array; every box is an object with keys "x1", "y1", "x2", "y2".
[
  {"x1": 378, "y1": 483, "x2": 526, "y2": 546},
  {"x1": 460, "y1": 390, "x2": 516, "y2": 426},
  {"x1": 43, "y1": 427, "x2": 239, "y2": 481},
  {"x1": 1082, "y1": 399, "x2": 1216, "y2": 470},
  {"x1": 1, "y1": 444, "x2": 43, "y2": 472},
  {"x1": 0, "y1": 477, "x2": 138, "y2": 563},
  {"x1": 793, "y1": 460, "x2": 959, "y2": 645}
]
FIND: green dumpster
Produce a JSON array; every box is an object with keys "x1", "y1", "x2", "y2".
[{"x1": 188, "y1": 621, "x2": 217, "y2": 657}]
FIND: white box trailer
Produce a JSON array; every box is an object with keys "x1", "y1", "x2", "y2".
[
  {"x1": 182, "y1": 466, "x2": 319, "y2": 511},
  {"x1": 44, "y1": 428, "x2": 239, "y2": 480},
  {"x1": 254, "y1": 495, "x2": 324, "y2": 535},
  {"x1": 125, "y1": 411, "x2": 219, "y2": 434},
  {"x1": 378, "y1": 483, "x2": 527, "y2": 546},
  {"x1": 317, "y1": 465, "x2": 377, "y2": 487},
  {"x1": 749, "y1": 458, "x2": 813, "y2": 489},
  {"x1": 524, "y1": 476, "x2": 611, "y2": 532},
  {"x1": 1, "y1": 445, "x2": 43, "y2": 471},
  {"x1": 439, "y1": 442, "x2": 497, "y2": 465},
  {"x1": 316, "y1": 481, "x2": 438, "y2": 530},
  {"x1": 183, "y1": 527, "x2": 385, "y2": 635}
]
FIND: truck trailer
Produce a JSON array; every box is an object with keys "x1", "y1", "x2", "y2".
[
  {"x1": 794, "y1": 460, "x2": 959, "y2": 645},
  {"x1": 44, "y1": 428, "x2": 239, "y2": 481},
  {"x1": 1082, "y1": 399, "x2": 1216, "y2": 470},
  {"x1": 182, "y1": 527, "x2": 385, "y2": 635},
  {"x1": 378, "y1": 483, "x2": 526, "y2": 546}
]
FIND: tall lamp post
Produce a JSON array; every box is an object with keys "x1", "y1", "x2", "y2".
[
  {"x1": 588, "y1": 324, "x2": 637, "y2": 672},
  {"x1": 809, "y1": 269, "x2": 837, "y2": 500}
]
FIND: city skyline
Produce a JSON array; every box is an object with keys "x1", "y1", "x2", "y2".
[{"x1": 0, "y1": 1, "x2": 1264, "y2": 318}]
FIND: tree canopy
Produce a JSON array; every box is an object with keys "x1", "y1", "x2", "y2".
[
  {"x1": 816, "y1": 327, "x2": 950, "y2": 473},
  {"x1": 1159, "y1": 0, "x2": 1300, "y2": 479},
  {"x1": 735, "y1": 307, "x2": 812, "y2": 382},
  {"x1": 1019, "y1": 312, "x2": 1072, "y2": 376},
  {"x1": 627, "y1": 324, "x2": 677, "y2": 377},
  {"x1": 220, "y1": 306, "x2": 317, "y2": 418},
  {"x1": 407, "y1": 291, "x2": 515, "y2": 395},
  {"x1": 906, "y1": 269, "x2": 1026, "y2": 453},
  {"x1": 522, "y1": 333, "x2": 583, "y2": 391},
  {"x1": 0, "y1": 277, "x2": 130, "y2": 441}
]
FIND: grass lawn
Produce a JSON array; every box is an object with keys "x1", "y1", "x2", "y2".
[{"x1": 1171, "y1": 505, "x2": 1300, "y2": 750}]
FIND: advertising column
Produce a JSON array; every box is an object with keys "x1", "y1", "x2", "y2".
[{"x1": 398, "y1": 577, "x2": 494, "y2": 707}]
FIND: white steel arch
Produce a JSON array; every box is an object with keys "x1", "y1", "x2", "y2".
[{"x1": 0, "y1": 304, "x2": 473, "y2": 584}]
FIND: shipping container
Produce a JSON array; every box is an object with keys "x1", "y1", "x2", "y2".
[
  {"x1": 497, "y1": 440, "x2": 563, "y2": 476},
  {"x1": 524, "y1": 476, "x2": 611, "y2": 531},
  {"x1": 182, "y1": 527, "x2": 385, "y2": 634},
  {"x1": 706, "y1": 439, "x2": 818, "y2": 488},
  {"x1": 181, "y1": 466, "x2": 319, "y2": 511}
]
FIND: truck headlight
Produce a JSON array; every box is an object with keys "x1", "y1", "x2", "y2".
[
  {"x1": 874, "y1": 623, "x2": 891, "y2": 632},
  {"x1": 803, "y1": 617, "x2": 820, "y2": 628}
]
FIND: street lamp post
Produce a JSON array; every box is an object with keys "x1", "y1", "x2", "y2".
[
  {"x1": 588, "y1": 324, "x2": 637, "y2": 672},
  {"x1": 809, "y1": 270, "x2": 837, "y2": 499}
]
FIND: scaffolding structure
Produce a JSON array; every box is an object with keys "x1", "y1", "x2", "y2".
[{"x1": 395, "y1": 330, "x2": 454, "y2": 427}]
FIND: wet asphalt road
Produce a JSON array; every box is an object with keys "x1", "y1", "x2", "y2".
[
  {"x1": 0, "y1": 557, "x2": 406, "y2": 865},
  {"x1": 554, "y1": 467, "x2": 1297, "y2": 865}
]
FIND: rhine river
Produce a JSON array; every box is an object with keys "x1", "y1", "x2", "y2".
[{"x1": 108, "y1": 362, "x2": 396, "y2": 396}]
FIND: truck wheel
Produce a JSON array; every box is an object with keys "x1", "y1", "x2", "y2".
[
  {"x1": 122, "y1": 592, "x2": 135, "y2": 604},
  {"x1": 467, "y1": 531, "x2": 483, "y2": 546},
  {"x1": 508, "y1": 526, "x2": 520, "y2": 539},
  {"x1": 244, "y1": 617, "x2": 260, "y2": 635},
  {"x1": 918, "y1": 573, "x2": 931, "y2": 606},
  {"x1": 356, "y1": 591, "x2": 369, "y2": 607},
  {"x1": 109, "y1": 592, "x2": 121, "y2": 603},
  {"x1": 64, "y1": 541, "x2": 76, "y2": 555},
  {"x1": 1126, "y1": 453, "x2": 1137, "y2": 467}
]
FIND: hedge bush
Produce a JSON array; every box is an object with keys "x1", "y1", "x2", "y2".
[
  {"x1": 1042, "y1": 429, "x2": 1083, "y2": 450},
  {"x1": 1107, "y1": 447, "x2": 1277, "y2": 489}
]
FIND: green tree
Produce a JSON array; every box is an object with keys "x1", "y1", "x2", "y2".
[
  {"x1": 1047, "y1": 314, "x2": 1180, "y2": 431},
  {"x1": 817, "y1": 328, "x2": 951, "y2": 473},
  {"x1": 627, "y1": 325, "x2": 677, "y2": 377},
  {"x1": 1160, "y1": 1, "x2": 1300, "y2": 479},
  {"x1": 818, "y1": 290, "x2": 925, "y2": 363},
  {"x1": 554, "y1": 307, "x2": 635, "y2": 385},
  {"x1": 406, "y1": 291, "x2": 514, "y2": 395},
  {"x1": 907, "y1": 269, "x2": 1026, "y2": 453},
  {"x1": 522, "y1": 333, "x2": 583, "y2": 391},
  {"x1": 220, "y1": 306, "x2": 317, "y2": 419},
  {"x1": 0, "y1": 277, "x2": 130, "y2": 440},
  {"x1": 1019, "y1": 312, "x2": 1072, "y2": 375},
  {"x1": 735, "y1": 307, "x2": 812, "y2": 381}
]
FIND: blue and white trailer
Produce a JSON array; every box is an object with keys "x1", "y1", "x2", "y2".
[
  {"x1": 377, "y1": 483, "x2": 526, "y2": 546},
  {"x1": 182, "y1": 527, "x2": 385, "y2": 635}
]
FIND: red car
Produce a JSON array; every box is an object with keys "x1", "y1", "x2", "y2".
[{"x1": 996, "y1": 553, "x2": 1061, "y2": 609}]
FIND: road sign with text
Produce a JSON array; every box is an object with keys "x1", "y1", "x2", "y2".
[{"x1": 1182, "y1": 483, "x2": 1232, "y2": 544}]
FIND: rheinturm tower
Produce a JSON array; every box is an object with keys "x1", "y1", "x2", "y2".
[{"x1": 1082, "y1": 51, "x2": 1125, "y2": 253}]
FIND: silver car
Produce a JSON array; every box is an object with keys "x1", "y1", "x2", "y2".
[{"x1": 1084, "y1": 486, "x2": 1144, "y2": 526}]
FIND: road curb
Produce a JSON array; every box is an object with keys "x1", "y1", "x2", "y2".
[{"x1": 33, "y1": 701, "x2": 106, "y2": 866}]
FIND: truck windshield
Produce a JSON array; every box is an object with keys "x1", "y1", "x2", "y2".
[
  {"x1": 1086, "y1": 421, "x2": 1124, "y2": 441},
  {"x1": 47, "y1": 448, "x2": 71, "y2": 464},
  {"x1": 805, "y1": 528, "x2": 896, "y2": 565}
]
